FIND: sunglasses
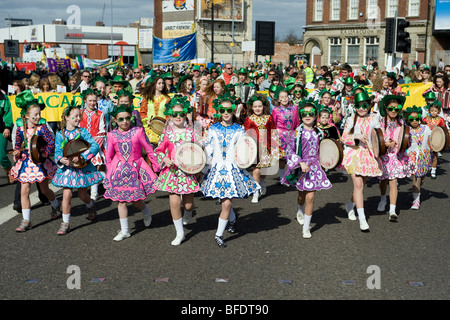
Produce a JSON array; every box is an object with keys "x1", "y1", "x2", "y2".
[
  {"x1": 355, "y1": 103, "x2": 370, "y2": 110},
  {"x1": 219, "y1": 108, "x2": 234, "y2": 114},
  {"x1": 408, "y1": 116, "x2": 421, "y2": 122},
  {"x1": 172, "y1": 111, "x2": 186, "y2": 118},
  {"x1": 387, "y1": 106, "x2": 402, "y2": 112},
  {"x1": 300, "y1": 110, "x2": 316, "y2": 117},
  {"x1": 117, "y1": 116, "x2": 131, "y2": 122},
  {"x1": 269, "y1": 73, "x2": 275, "y2": 76},
  {"x1": 293, "y1": 90, "x2": 303, "y2": 94}
]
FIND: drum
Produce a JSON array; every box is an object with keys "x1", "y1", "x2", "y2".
[
  {"x1": 370, "y1": 128, "x2": 386, "y2": 158},
  {"x1": 430, "y1": 126, "x2": 450, "y2": 152},
  {"x1": 63, "y1": 139, "x2": 91, "y2": 168},
  {"x1": 397, "y1": 125, "x2": 410, "y2": 153},
  {"x1": 234, "y1": 135, "x2": 258, "y2": 169},
  {"x1": 173, "y1": 141, "x2": 207, "y2": 174},
  {"x1": 30, "y1": 135, "x2": 48, "y2": 164},
  {"x1": 319, "y1": 138, "x2": 343, "y2": 170},
  {"x1": 149, "y1": 117, "x2": 166, "y2": 136}
]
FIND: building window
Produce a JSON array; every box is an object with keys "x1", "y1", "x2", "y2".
[
  {"x1": 329, "y1": 37, "x2": 342, "y2": 65},
  {"x1": 346, "y1": 37, "x2": 360, "y2": 65},
  {"x1": 408, "y1": 0, "x2": 420, "y2": 17},
  {"x1": 330, "y1": 0, "x2": 340, "y2": 21},
  {"x1": 365, "y1": 37, "x2": 379, "y2": 64},
  {"x1": 348, "y1": 0, "x2": 359, "y2": 20},
  {"x1": 367, "y1": 0, "x2": 378, "y2": 19},
  {"x1": 387, "y1": 0, "x2": 398, "y2": 18},
  {"x1": 314, "y1": 0, "x2": 324, "y2": 22}
]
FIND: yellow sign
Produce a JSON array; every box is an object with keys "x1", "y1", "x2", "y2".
[{"x1": 10, "y1": 93, "x2": 142, "y2": 122}]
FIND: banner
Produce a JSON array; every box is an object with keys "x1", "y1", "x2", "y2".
[
  {"x1": 83, "y1": 57, "x2": 112, "y2": 68},
  {"x1": 10, "y1": 93, "x2": 142, "y2": 122},
  {"x1": 14, "y1": 62, "x2": 36, "y2": 72},
  {"x1": 47, "y1": 58, "x2": 71, "y2": 73},
  {"x1": 101, "y1": 60, "x2": 120, "y2": 76},
  {"x1": 152, "y1": 32, "x2": 197, "y2": 65}
]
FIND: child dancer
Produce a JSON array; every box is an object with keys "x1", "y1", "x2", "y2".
[
  {"x1": 154, "y1": 95, "x2": 201, "y2": 245},
  {"x1": 80, "y1": 89, "x2": 106, "y2": 201},
  {"x1": 243, "y1": 94, "x2": 281, "y2": 203},
  {"x1": 272, "y1": 89, "x2": 300, "y2": 183},
  {"x1": 114, "y1": 89, "x2": 143, "y2": 128},
  {"x1": 103, "y1": 104, "x2": 160, "y2": 241},
  {"x1": 201, "y1": 94, "x2": 260, "y2": 248},
  {"x1": 281, "y1": 100, "x2": 331, "y2": 239},
  {"x1": 376, "y1": 95, "x2": 415, "y2": 221},
  {"x1": 404, "y1": 106, "x2": 433, "y2": 210},
  {"x1": 52, "y1": 102, "x2": 103, "y2": 235},
  {"x1": 340, "y1": 90, "x2": 382, "y2": 231},
  {"x1": 317, "y1": 105, "x2": 341, "y2": 141},
  {"x1": 9, "y1": 91, "x2": 60, "y2": 231},
  {"x1": 422, "y1": 101, "x2": 446, "y2": 179}
]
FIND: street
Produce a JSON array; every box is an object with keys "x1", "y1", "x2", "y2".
[{"x1": 0, "y1": 150, "x2": 449, "y2": 305}]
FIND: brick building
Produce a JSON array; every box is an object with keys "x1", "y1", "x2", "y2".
[{"x1": 302, "y1": 0, "x2": 431, "y2": 69}]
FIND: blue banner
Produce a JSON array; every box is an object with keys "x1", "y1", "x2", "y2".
[{"x1": 152, "y1": 32, "x2": 197, "y2": 65}]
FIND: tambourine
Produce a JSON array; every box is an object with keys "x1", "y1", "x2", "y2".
[
  {"x1": 30, "y1": 135, "x2": 48, "y2": 164},
  {"x1": 63, "y1": 139, "x2": 91, "y2": 168},
  {"x1": 235, "y1": 135, "x2": 258, "y2": 169},
  {"x1": 397, "y1": 125, "x2": 410, "y2": 153},
  {"x1": 319, "y1": 138, "x2": 343, "y2": 170},
  {"x1": 149, "y1": 117, "x2": 166, "y2": 136},
  {"x1": 370, "y1": 128, "x2": 386, "y2": 158},
  {"x1": 173, "y1": 141, "x2": 207, "y2": 174},
  {"x1": 430, "y1": 126, "x2": 450, "y2": 152}
]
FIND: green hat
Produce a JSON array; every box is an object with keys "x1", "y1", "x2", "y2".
[
  {"x1": 284, "y1": 77, "x2": 296, "y2": 91},
  {"x1": 110, "y1": 75, "x2": 130, "y2": 86},
  {"x1": 426, "y1": 100, "x2": 442, "y2": 111},
  {"x1": 15, "y1": 90, "x2": 45, "y2": 117},
  {"x1": 192, "y1": 65, "x2": 201, "y2": 71},
  {"x1": 238, "y1": 67, "x2": 248, "y2": 74},
  {"x1": 113, "y1": 88, "x2": 135, "y2": 102},
  {"x1": 176, "y1": 74, "x2": 194, "y2": 92},
  {"x1": 423, "y1": 91, "x2": 436, "y2": 100},
  {"x1": 164, "y1": 94, "x2": 193, "y2": 116},
  {"x1": 379, "y1": 95, "x2": 406, "y2": 117},
  {"x1": 387, "y1": 72, "x2": 397, "y2": 78},
  {"x1": 91, "y1": 75, "x2": 108, "y2": 87},
  {"x1": 404, "y1": 105, "x2": 423, "y2": 116},
  {"x1": 161, "y1": 72, "x2": 174, "y2": 79},
  {"x1": 109, "y1": 104, "x2": 134, "y2": 118},
  {"x1": 246, "y1": 93, "x2": 269, "y2": 107},
  {"x1": 343, "y1": 77, "x2": 354, "y2": 85},
  {"x1": 354, "y1": 91, "x2": 371, "y2": 104}
]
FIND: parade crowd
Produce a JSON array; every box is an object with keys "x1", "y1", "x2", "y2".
[{"x1": 0, "y1": 58, "x2": 449, "y2": 247}]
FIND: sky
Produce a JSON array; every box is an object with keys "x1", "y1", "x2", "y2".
[{"x1": 0, "y1": 0, "x2": 306, "y2": 38}]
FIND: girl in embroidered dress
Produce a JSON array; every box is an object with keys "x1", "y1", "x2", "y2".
[
  {"x1": 80, "y1": 89, "x2": 106, "y2": 201},
  {"x1": 340, "y1": 90, "x2": 382, "y2": 231},
  {"x1": 281, "y1": 99, "x2": 332, "y2": 239},
  {"x1": 271, "y1": 88, "x2": 300, "y2": 183},
  {"x1": 243, "y1": 94, "x2": 281, "y2": 203},
  {"x1": 422, "y1": 100, "x2": 447, "y2": 179},
  {"x1": 376, "y1": 95, "x2": 415, "y2": 221},
  {"x1": 10, "y1": 91, "x2": 60, "y2": 232},
  {"x1": 404, "y1": 106, "x2": 433, "y2": 210},
  {"x1": 52, "y1": 103, "x2": 103, "y2": 235},
  {"x1": 201, "y1": 94, "x2": 260, "y2": 248},
  {"x1": 154, "y1": 95, "x2": 201, "y2": 245},
  {"x1": 139, "y1": 75, "x2": 170, "y2": 147},
  {"x1": 103, "y1": 104, "x2": 160, "y2": 241}
]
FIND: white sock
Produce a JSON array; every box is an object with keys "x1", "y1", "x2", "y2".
[
  {"x1": 389, "y1": 204, "x2": 396, "y2": 213},
  {"x1": 380, "y1": 195, "x2": 387, "y2": 203},
  {"x1": 50, "y1": 198, "x2": 59, "y2": 209},
  {"x1": 345, "y1": 201, "x2": 354, "y2": 212},
  {"x1": 173, "y1": 218, "x2": 184, "y2": 236},
  {"x1": 357, "y1": 208, "x2": 366, "y2": 220},
  {"x1": 119, "y1": 218, "x2": 129, "y2": 234},
  {"x1": 22, "y1": 208, "x2": 31, "y2": 221},
  {"x1": 86, "y1": 200, "x2": 94, "y2": 209},
  {"x1": 303, "y1": 215, "x2": 312, "y2": 232},
  {"x1": 229, "y1": 207, "x2": 236, "y2": 222},
  {"x1": 143, "y1": 204, "x2": 150, "y2": 216},
  {"x1": 431, "y1": 167, "x2": 436, "y2": 174},
  {"x1": 91, "y1": 184, "x2": 98, "y2": 196},
  {"x1": 62, "y1": 213, "x2": 71, "y2": 223},
  {"x1": 216, "y1": 218, "x2": 228, "y2": 237}
]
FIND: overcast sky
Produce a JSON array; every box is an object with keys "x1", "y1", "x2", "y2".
[{"x1": 0, "y1": 0, "x2": 306, "y2": 38}]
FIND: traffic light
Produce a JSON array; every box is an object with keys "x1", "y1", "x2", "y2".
[
  {"x1": 395, "y1": 18, "x2": 411, "y2": 53},
  {"x1": 385, "y1": 18, "x2": 396, "y2": 54}
]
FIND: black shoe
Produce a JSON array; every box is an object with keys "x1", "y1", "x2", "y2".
[
  {"x1": 215, "y1": 236, "x2": 227, "y2": 248},
  {"x1": 226, "y1": 219, "x2": 236, "y2": 233}
]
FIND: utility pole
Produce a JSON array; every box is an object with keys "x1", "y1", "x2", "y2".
[
  {"x1": 231, "y1": 0, "x2": 235, "y2": 68},
  {"x1": 211, "y1": 2, "x2": 214, "y2": 64}
]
